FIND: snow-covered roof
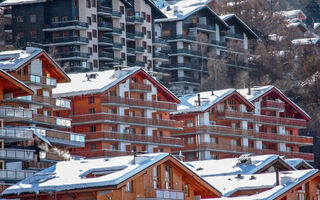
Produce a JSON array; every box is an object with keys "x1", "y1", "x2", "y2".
[
  {"x1": 2, "y1": 153, "x2": 171, "y2": 196},
  {"x1": 220, "y1": 14, "x2": 258, "y2": 39},
  {"x1": 314, "y1": 23, "x2": 320, "y2": 30},
  {"x1": 292, "y1": 38, "x2": 320, "y2": 45},
  {"x1": 185, "y1": 155, "x2": 289, "y2": 177},
  {"x1": 176, "y1": 88, "x2": 237, "y2": 114},
  {"x1": 205, "y1": 169, "x2": 318, "y2": 199},
  {"x1": 278, "y1": 9, "x2": 306, "y2": 20},
  {"x1": 285, "y1": 158, "x2": 314, "y2": 169},
  {"x1": 0, "y1": 0, "x2": 46, "y2": 6}
]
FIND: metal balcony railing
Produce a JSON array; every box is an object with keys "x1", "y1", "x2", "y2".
[
  {"x1": 43, "y1": 20, "x2": 88, "y2": 30},
  {"x1": 186, "y1": 23, "x2": 216, "y2": 31},
  {"x1": 0, "y1": 148, "x2": 34, "y2": 161},
  {"x1": 152, "y1": 37, "x2": 168, "y2": 45},
  {"x1": 44, "y1": 36, "x2": 89, "y2": 45},
  {"x1": 101, "y1": 95, "x2": 177, "y2": 111},
  {"x1": 97, "y1": 6, "x2": 112, "y2": 15},
  {"x1": 85, "y1": 131, "x2": 183, "y2": 147},
  {"x1": 98, "y1": 22, "x2": 112, "y2": 29},
  {"x1": 112, "y1": 27, "x2": 122, "y2": 34},
  {"x1": 0, "y1": 128, "x2": 33, "y2": 141},
  {"x1": 112, "y1": 10, "x2": 122, "y2": 17},
  {"x1": 53, "y1": 51, "x2": 90, "y2": 60},
  {"x1": 98, "y1": 37, "x2": 113, "y2": 44},
  {"x1": 0, "y1": 169, "x2": 36, "y2": 181},
  {"x1": 144, "y1": 189, "x2": 184, "y2": 200}
]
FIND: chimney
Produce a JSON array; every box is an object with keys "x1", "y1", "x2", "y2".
[
  {"x1": 173, "y1": 6, "x2": 179, "y2": 15},
  {"x1": 198, "y1": 93, "x2": 201, "y2": 106},
  {"x1": 114, "y1": 66, "x2": 128, "y2": 78},
  {"x1": 276, "y1": 169, "x2": 280, "y2": 186},
  {"x1": 247, "y1": 83, "x2": 251, "y2": 95},
  {"x1": 211, "y1": 88, "x2": 214, "y2": 96}
]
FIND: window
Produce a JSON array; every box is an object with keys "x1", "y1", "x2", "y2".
[
  {"x1": 126, "y1": 181, "x2": 133, "y2": 192},
  {"x1": 92, "y1": 14, "x2": 96, "y2": 23},
  {"x1": 142, "y1": 27, "x2": 146, "y2": 34},
  {"x1": 62, "y1": 16, "x2": 68, "y2": 21},
  {"x1": 30, "y1": 14, "x2": 36, "y2": 23},
  {"x1": 63, "y1": 31, "x2": 69, "y2": 37},
  {"x1": 121, "y1": 53, "x2": 126, "y2": 60},
  {"x1": 147, "y1": 46, "x2": 151, "y2": 53},
  {"x1": 156, "y1": 113, "x2": 162, "y2": 119},
  {"x1": 88, "y1": 47, "x2": 92, "y2": 55},
  {"x1": 93, "y1": 45, "x2": 97, "y2": 52},
  {"x1": 120, "y1": 23, "x2": 125, "y2": 30},
  {"x1": 120, "y1": 6, "x2": 124, "y2": 14},
  {"x1": 141, "y1": 12, "x2": 146, "y2": 19},
  {"x1": 186, "y1": 120, "x2": 193, "y2": 127},
  {"x1": 92, "y1": 0, "x2": 96, "y2": 7},
  {"x1": 17, "y1": 16, "x2": 24, "y2": 23},
  {"x1": 129, "y1": 111, "x2": 135, "y2": 117},
  {"x1": 89, "y1": 108, "x2": 95, "y2": 114},
  {"x1": 87, "y1": 17, "x2": 91, "y2": 25},
  {"x1": 187, "y1": 137, "x2": 194, "y2": 144},
  {"x1": 87, "y1": 32, "x2": 92, "y2": 40},
  {"x1": 143, "y1": 56, "x2": 147, "y2": 63},
  {"x1": 109, "y1": 91, "x2": 116, "y2": 96},
  {"x1": 165, "y1": 165, "x2": 173, "y2": 189},
  {"x1": 52, "y1": 17, "x2": 59, "y2": 22},
  {"x1": 142, "y1": 41, "x2": 147, "y2": 49},
  {"x1": 153, "y1": 166, "x2": 160, "y2": 189},
  {"x1": 88, "y1": 96, "x2": 95, "y2": 104},
  {"x1": 30, "y1": 30, "x2": 37, "y2": 38},
  {"x1": 90, "y1": 125, "x2": 96, "y2": 132},
  {"x1": 147, "y1": 15, "x2": 151, "y2": 23},
  {"x1": 90, "y1": 144, "x2": 96, "y2": 150},
  {"x1": 109, "y1": 108, "x2": 116, "y2": 114},
  {"x1": 86, "y1": 0, "x2": 91, "y2": 8},
  {"x1": 94, "y1": 60, "x2": 98, "y2": 68},
  {"x1": 147, "y1": 31, "x2": 151, "y2": 39}
]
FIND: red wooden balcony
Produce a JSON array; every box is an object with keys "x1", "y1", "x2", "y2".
[
  {"x1": 71, "y1": 149, "x2": 132, "y2": 158},
  {"x1": 14, "y1": 74, "x2": 57, "y2": 87},
  {"x1": 256, "y1": 149, "x2": 314, "y2": 161},
  {"x1": 71, "y1": 113, "x2": 183, "y2": 129},
  {"x1": 40, "y1": 151, "x2": 69, "y2": 161},
  {"x1": 254, "y1": 132, "x2": 313, "y2": 145},
  {"x1": 261, "y1": 100, "x2": 285, "y2": 110},
  {"x1": 101, "y1": 96, "x2": 177, "y2": 111},
  {"x1": 23, "y1": 161, "x2": 54, "y2": 170},
  {"x1": 216, "y1": 111, "x2": 254, "y2": 120},
  {"x1": 254, "y1": 115, "x2": 307, "y2": 127},
  {"x1": 129, "y1": 82, "x2": 152, "y2": 92},
  {"x1": 85, "y1": 131, "x2": 183, "y2": 147},
  {"x1": 33, "y1": 114, "x2": 72, "y2": 128}
]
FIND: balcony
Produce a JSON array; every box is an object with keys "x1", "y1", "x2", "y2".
[
  {"x1": 33, "y1": 128, "x2": 85, "y2": 147},
  {"x1": 85, "y1": 131, "x2": 183, "y2": 147},
  {"x1": 161, "y1": 63, "x2": 208, "y2": 72},
  {"x1": 4, "y1": 25, "x2": 12, "y2": 32},
  {"x1": 127, "y1": 47, "x2": 135, "y2": 55},
  {"x1": 71, "y1": 149, "x2": 132, "y2": 158},
  {"x1": 126, "y1": 33, "x2": 135, "y2": 40},
  {"x1": 254, "y1": 115, "x2": 307, "y2": 128},
  {"x1": 0, "y1": 169, "x2": 36, "y2": 182},
  {"x1": 44, "y1": 36, "x2": 89, "y2": 46},
  {"x1": 113, "y1": 42, "x2": 123, "y2": 49},
  {"x1": 216, "y1": 111, "x2": 254, "y2": 121},
  {"x1": 143, "y1": 189, "x2": 184, "y2": 200},
  {"x1": 99, "y1": 52, "x2": 113, "y2": 61},
  {"x1": 98, "y1": 22, "x2": 112, "y2": 31},
  {"x1": 0, "y1": 128, "x2": 33, "y2": 142},
  {"x1": 43, "y1": 21, "x2": 88, "y2": 31},
  {"x1": 169, "y1": 77, "x2": 201, "y2": 85},
  {"x1": 33, "y1": 114, "x2": 72, "y2": 128},
  {"x1": 0, "y1": 106, "x2": 33, "y2": 122},
  {"x1": 187, "y1": 23, "x2": 216, "y2": 32},
  {"x1": 23, "y1": 161, "x2": 54, "y2": 170},
  {"x1": 254, "y1": 132, "x2": 313, "y2": 145},
  {"x1": 15, "y1": 74, "x2": 57, "y2": 87},
  {"x1": 135, "y1": 46, "x2": 145, "y2": 53},
  {"x1": 130, "y1": 82, "x2": 151, "y2": 92},
  {"x1": 112, "y1": 10, "x2": 122, "y2": 18},
  {"x1": 112, "y1": 27, "x2": 122, "y2": 35},
  {"x1": 126, "y1": 16, "x2": 144, "y2": 24},
  {"x1": 97, "y1": 6, "x2": 112, "y2": 16},
  {"x1": 39, "y1": 151, "x2": 69, "y2": 162},
  {"x1": 101, "y1": 95, "x2": 177, "y2": 111},
  {"x1": 98, "y1": 37, "x2": 113, "y2": 45},
  {"x1": 261, "y1": 100, "x2": 285, "y2": 110},
  {"x1": 0, "y1": 149, "x2": 34, "y2": 161},
  {"x1": 135, "y1": 31, "x2": 144, "y2": 38},
  {"x1": 153, "y1": 38, "x2": 168, "y2": 47},
  {"x1": 225, "y1": 32, "x2": 244, "y2": 40},
  {"x1": 71, "y1": 113, "x2": 183, "y2": 130},
  {"x1": 169, "y1": 49, "x2": 208, "y2": 58},
  {"x1": 153, "y1": 52, "x2": 169, "y2": 61},
  {"x1": 53, "y1": 51, "x2": 90, "y2": 61}
]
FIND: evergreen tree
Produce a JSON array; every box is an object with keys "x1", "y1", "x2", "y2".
[{"x1": 304, "y1": 0, "x2": 320, "y2": 25}]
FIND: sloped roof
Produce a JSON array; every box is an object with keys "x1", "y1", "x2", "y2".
[
  {"x1": 0, "y1": 69, "x2": 33, "y2": 96},
  {"x1": 237, "y1": 85, "x2": 311, "y2": 120},
  {"x1": 0, "y1": 0, "x2": 46, "y2": 6},
  {"x1": 175, "y1": 88, "x2": 254, "y2": 114},
  {"x1": 155, "y1": 0, "x2": 229, "y2": 28},
  {"x1": 205, "y1": 169, "x2": 318, "y2": 199},
  {"x1": 185, "y1": 155, "x2": 291, "y2": 177},
  {"x1": 285, "y1": 158, "x2": 314, "y2": 169},
  {"x1": 220, "y1": 14, "x2": 259, "y2": 39},
  {"x1": 292, "y1": 38, "x2": 320, "y2": 45}
]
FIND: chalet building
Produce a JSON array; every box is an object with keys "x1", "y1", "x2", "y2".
[
  {"x1": 171, "y1": 86, "x2": 313, "y2": 162},
  {"x1": 1, "y1": 153, "x2": 221, "y2": 200},
  {"x1": 0, "y1": 47, "x2": 85, "y2": 191},
  {"x1": 0, "y1": 0, "x2": 165, "y2": 72},
  {"x1": 153, "y1": 0, "x2": 258, "y2": 94},
  {"x1": 53, "y1": 67, "x2": 183, "y2": 158}
]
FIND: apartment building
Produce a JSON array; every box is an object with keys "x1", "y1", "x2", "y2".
[
  {"x1": 53, "y1": 67, "x2": 183, "y2": 158},
  {"x1": 153, "y1": 0, "x2": 258, "y2": 94},
  {"x1": 171, "y1": 86, "x2": 313, "y2": 162},
  {"x1": 0, "y1": 47, "x2": 85, "y2": 190},
  {"x1": 0, "y1": 0, "x2": 165, "y2": 72},
  {"x1": 1, "y1": 153, "x2": 221, "y2": 200}
]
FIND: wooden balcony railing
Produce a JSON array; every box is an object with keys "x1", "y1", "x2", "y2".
[
  {"x1": 144, "y1": 189, "x2": 184, "y2": 199},
  {"x1": 0, "y1": 148, "x2": 34, "y2": 161},
  {"x1": 129, "y1": 82, "x2": 152, "y2": 92},
  {"x1": 71, "y1": 149, "x2": 132, "y2": 158},
  {"x1": 33, "y1": 114, "x2": 72, "y2": 128},
  {"x1": 101, "y1": 96, "x2": 177, "y2": 111},
  {"x1": 14, "y1": 74, "x2": 57, "y2": 87},
  {"x1": 0, "y1": 169, "x2": 36, "y2": 181},
  {"x1": 174, "y1": 126, "x2": 313, "y2": 145},
  {"x1": 12, "y1": 95, "x2": 71, "y2": 109},
  {"x1": 0, "y1": 128, "x2": 33, "y2": 140},
  {"x1": 254, "y1": 115, "x2": 307, "y2": 127},
  {"x1": 0, "y1": 106, "x2": 33, "y2": 120},
  {"x1": 71, "y1": 113, "x2": 183, "y2": 129},
  {"x1": 261, "y1": 101, "x2": 285, "y2": 110},
  {"x1": 85, "y1": 131, "x2": 183, "y2": 146},
  {"x1": 23, "y1": 161, "x2": 54, "y2": 169},
  {"x1": 40, "y1": 151, "x2": 69, "y2": 161},
  {"x1": 216, "y1": 111, "x2": 254, "y2": 120},
  {"x1": 177, "y1": 143, "x2": 314, "y2": 160}
]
